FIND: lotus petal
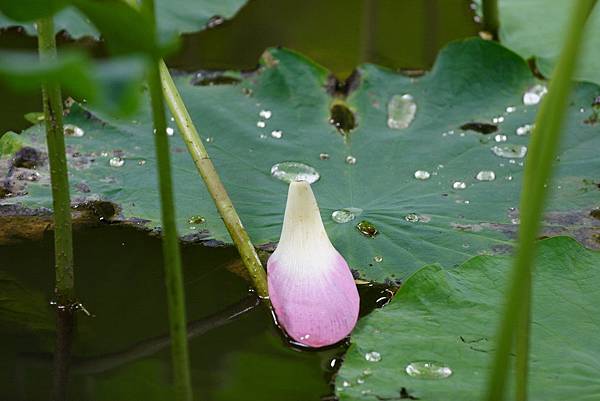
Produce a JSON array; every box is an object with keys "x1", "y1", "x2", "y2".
[{"x1": 267, "y1": 181, "x2": 360, "y2": 347}]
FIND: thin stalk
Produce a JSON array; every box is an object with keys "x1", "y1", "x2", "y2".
[
  {"x1": 37, "y1": 16, "x2": 74, "y2": 304},
  {"x1": 122, "y1": 0, "x2": 268, "y2": 299},
  {"x1": 485, "y1": 1, "x2": 597, "y2": 400},
  {"x1": 159, "y1": 60, "x2": 269, "y2": 298},
  {"x1": 142, "y1": 0, "x2": 193, "y2": 399},
  {"x1": 515, "y1": 271, "x2": 531, "y2": 401},
  {"x1": 482, "y1": 0, "x2": 499, "y2": 36},
  {"x1": 38, "y1": 16, "x2": 76, "y2": 401}
]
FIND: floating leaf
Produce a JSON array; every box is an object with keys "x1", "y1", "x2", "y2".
[
  {"x1": 0, "y1": 0, "x2": 248, "y2": 39},
  {"x1": 476, "y1": 0, "x2": 600, "y2": 85},
  {"x1": 1, "y1": 39, "x2": 599, "y2": 282},
  {"x1": 336, "y1": 237, "x2": 600, "y2": 400}
]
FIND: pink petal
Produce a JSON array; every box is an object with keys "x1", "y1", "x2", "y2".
[
  {"x1": 267, "y1": 181, "x2": 360, "y2": 348},
  {"x1": 268, "y1": 252, "x2": 360, "y2": 347}
]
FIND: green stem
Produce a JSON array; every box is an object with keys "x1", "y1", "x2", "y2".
[
  {"x1": 515, "y1": 269, "x2": 531, "y2": 401},
  {"x1": 485, "y1": 1, "x2": 597, "y2": 400},
  {"x1": 142, "y1": 0, "x2": 193, "y2": 399},
  {"x1": 149, "y1": 62, "x2": 193, "y2": 401},
  {"x1": 482, "y1": 0, "x2": 499, "y2": 36},
  {"x1": 159, "y1": 61, "x2": 269, "y2": 298},
  {"x1": 37, "y1": 17, "x2": 74, "y2": 304}
]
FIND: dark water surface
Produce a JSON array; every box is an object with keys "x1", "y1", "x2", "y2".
[
  {"x1": 0, "y1": 0, "x2": 477, "y2": 399},
  {"x1": 0, "y1": 226, "x2": 346, "y2": 400}
]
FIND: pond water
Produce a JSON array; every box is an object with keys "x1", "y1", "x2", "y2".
[
  {"x1": 0, "y1": 225, "x2": 393, "y2": 400},
  {"x1": 0, "y1": 0, "x2": 478, "y2": 399}
]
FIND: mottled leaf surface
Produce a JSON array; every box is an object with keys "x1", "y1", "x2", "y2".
[{"x1": 1, "y1": 39, "x2": 599, "y2": 282}]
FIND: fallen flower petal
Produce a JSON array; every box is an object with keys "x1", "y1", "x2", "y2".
[{"x1": 267, "y1": 181, "x2": 360, "y2": 347}]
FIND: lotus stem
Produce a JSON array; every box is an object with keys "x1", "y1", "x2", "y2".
[
  {"x1": 142, "y1": 0, "x2": 193, "y2": 399},
  {"x1": 37, "y1": 16, "x2": 74, "y2": 305},
  {"x1": 159, "y1": 60, "x2": 269, "y2": 298},
  {"x1": 482, "y1": 0, "x2": 499, "y2": 36},
  {"x1": 485, "y1": 1, "x2": 598, "y2": 400}
]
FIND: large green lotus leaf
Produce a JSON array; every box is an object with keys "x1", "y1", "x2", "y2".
[
  {"x1": 1, "y1": 39, "x2": 599, "y2": 282},
  {"x1": 475, "y1": 0, "x2": 600, "y2": 85},
  {"x1": 335, "y1": 237, "x2": 600, "y2": 400},
  {"x1": 0, "y1": 0, "x2": 247, "y2": 38}
]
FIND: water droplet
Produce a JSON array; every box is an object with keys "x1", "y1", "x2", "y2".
[
  {"x1": 259, "y1": 133, "x2": 267, "y2": 139},
  {"x1": 404, "y1": 213, "x2": 421, "y2": 222},
  {"x1": 345, "y1": 155, "x2": 357, "y2": 165},
  {"x1": 109, "y1": 157, "x2": 124, "y2": 167},
  {"x1": 516, "y1": 124, "x2": 534, "y2": 136},
  {"x1": 405, "y1": 361, "x2": 452, "y2": 379},
  {"x1": 505, "y1": 106, "x2": 516, "y2": 113},
  {"x1": 342, "y1": 380, "x2": 351, "y2": 388},
  {"x1": 332, "y1": 207, "x2": 363, "y2": 224},
  {"x1": 505, "y1": 175, "x2": 513, "y2": 181},
  {"x1": 373, "y1": 255, "x2": 383, "y2": 263},
  {"x1": 387, "y1": 94, "x2": 417, "y2": 129},
  {"x1": 164, "y1": 127, "x2": 175, "y2": 137},
  {"x1": 511, "y1": 217, "x2": 520, "y2": 225},
  {"x1": 356, "y1": 220, "x2": 378, "y2": 238},
  {"x1": 319, "y1": 153, "x2": 330, "y2": 160},
  {"x1": 257, "y1": 121, "x2": 266, "y2": 128},
  {"x1": 137, "y1": 159, "x2": 146, "y2": 166},
  {"x1": 63, "y1": 124, "x2": 84, "y2": 137},
  {"x1": 452, "y1": 181, "x2": 467, "y2": 190},
  {"x1": 362, "y1": 368, "x2": 372, "y2": 376},
  {"x1": 365, "y1": 351, "x2": 381, "y2": 362},
  {"x1": 300, "y1": 334, "x2": 311, "y2": 341},
  {"x1": 492, "y1": 116, "x2": 504, "y2": 124},
  {"x1": 523, "y1": 84, "x2": 548, "y2": 106},
  {"x1": 100, "y1": 151, "x2": 109, "y2": 157},
  {"x1": 494, "y1": 134, "x2": 507, "y2": 142},
  {"x1": 259, "y1": 110, "x2": 272, "y2": 119},
  {"x1": 491, "y1": 145, "x2": 528, "y2": 159},
  {"x1": 205, "y1": 137, "x2": 214, "y2": 143},
  {"x1": 271, "y1": 130, "x2": 283, "y2": 139},
  {"x1": 414, "y1": 170, "x2": 431, "y2": 180},
  {"x1": 270, "y1": 162, "x2": 320, "y2": 184},
  {"x1": 188, "y1": 215, "x2": 206, "y2": 225},
  {"x1": 475, "y1": 170, "x2": 496, "y2": 181}
]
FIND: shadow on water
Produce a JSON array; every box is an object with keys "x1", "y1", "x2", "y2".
[{"x1": 0, "y1": 225, "x2": 393, "y2": 400}]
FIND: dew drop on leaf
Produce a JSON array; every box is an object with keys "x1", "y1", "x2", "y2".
[
  {"x1": 109, "y1": 157, "x2": 124, "y2": 167},
  {"x1": 475, "y1": 170, "x2": 496, "y2": 181},
  {"x1": 452, "y1": 181, "x2": 467, "y2": 190},
  {"x1": 259, "y1": 110, "x2": 272, "y2": 119},
  {"x1": 270, "y1": 162, "x2": 320, "y2": 184},
  {"x1": 491, "y1": 144, "x2": 528, "y2": 159},
  {"x1": 365, "y1": 351, "x2": 382, "y2": 362},
  {"x1": 345, "y1": 155, "x2": 357, "y2": 165},
  {"x1": 414, "y1": 170, "x2": 431, "y2": 180},
  {"x1": 387, "y1": 94, "x2": 417, "y2": 129},
  {"x1": 356, "y1": 220, "x2": 378, "y2": 237},
  {"x1": 405, "y1": 361, "x2": 452, "y2": 379},
  {"x1": 332, "y1": 207, "x2": 363, "y2": 224},
  {"x1": 404, "y1": 213, "x2": 421, "y2": 222},
  {"x1": 523, "y1": 84, "x2": 548, "y2": 105},
  {"x1": 188, "y1": 215, "x2": 206, "y2": 225},
  {"x1": 63, "y1": 124, "x2": 84, "y2": 137},
  {"x1": 516, "y1": 124, "x2": 534, "y2": 136}
]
